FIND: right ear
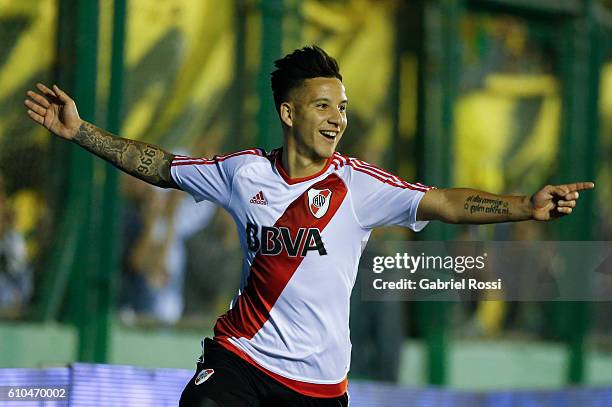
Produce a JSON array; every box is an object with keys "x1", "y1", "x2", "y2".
[{"x1": 280, "y1": 102, "x2": 293, "y2": 127}]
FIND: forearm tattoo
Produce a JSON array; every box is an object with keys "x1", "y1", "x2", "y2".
[
  {"x1": 73, "y1": 122, "x2": 176, "y2": 188},
  {"x1": 464, "y1": 195, "x2": 510, "y2": 217}
]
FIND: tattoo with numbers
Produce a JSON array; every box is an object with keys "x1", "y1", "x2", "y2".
[{"x1": 73, "y1": 122, "x2": 176, "y2": 188}]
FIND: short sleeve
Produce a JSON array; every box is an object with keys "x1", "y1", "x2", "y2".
[
  {"x1": 170, "y1": 149, "x2": 262, "y2": 207},
  {"x1": 348, "y1": 160, "x2": 434, "y2": 231}
]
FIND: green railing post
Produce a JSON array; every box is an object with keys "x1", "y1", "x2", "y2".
[
  {"x1": 257, "y1": 0, "x2": 284, "y2": 150},
  {"x1": 555, "y1": 0, "x2": 601, "y2": 384},
  {"x1": 230, "y1": 0, "x2": 247, "y2": 150},
  {"x1": 390, "y1": 1, "x2": 405, "y2": 174},
  {"x1": 92, "y1": 0, "x2": 127, "y2": 363},
  {"x1": 71, "y1": 0, "x2": 101, "y2": 363},
  {"x1": 36, "y1": 0, "x2": 101, "y2": 363},
  {"x1": 416, "y1": 0, "x2": 463, "y2": 386},
  {"x1": 36, "y1": 0, "x2": 97, "y2": 325},
  {"x1": 283, "y1": 0, "x2": 302, "y2": 53}
]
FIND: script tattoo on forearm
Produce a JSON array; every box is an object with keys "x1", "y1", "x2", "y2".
[
  {"x1": 464, "y1": 195, "x2": 510, "y2": 217},
  {"x1": 73, "y1": 122, "x2": 176, "y2": 188}
]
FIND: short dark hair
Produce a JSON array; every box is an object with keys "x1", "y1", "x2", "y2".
[{"x1": 271, "y1": 45, "x2": 342, "y2": 113}]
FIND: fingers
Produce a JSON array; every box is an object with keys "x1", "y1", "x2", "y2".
[
  {"x1": 535, "y1": 182, "x2": 593, "y2": 219},
  {"x1": 549, "y1": 182, "x2": 594, "y2": 198},
  {"x1": 554, "y1": 187, "x2": 588, "y2": 215},
  {"x1": 32, "y1": 82, "x2": 71, "y2": 105},
  {"x1": 36, "y1": 82, "x2": 57, "y2": 97},
  {"x1": 26, "y1": 109, "x2": 44, "y2": 125},
  {"x1": 549, "y1": 185, "x2": 570, "y2": 198},
  {"x1": 24, "y1": 88, "x2": 50, "y2": 125},
  {"x1": 24, "y1": 98, "x2": 47, "y2": 116},
  {"x1": 26, "y1": 90, "x2": 50, "y2": 108},
  {"x1": 556, "y1": 190, "x2": 580, "y2": 215},
  {"x1": 562, "y1": 191, "x2": 579, "y2": 201},
  {"x1": 559, "y1": 182, "x2": 595, "y2": 192},
  {"x1": 557, "y1": 199, "x2": 576, "y2": 208},
  {"x1": 52, "y1": 84, "x2": 71, "y2": 102},
  {"x1": 557, "y1": 206, "x2": 572, "y2": 215}
]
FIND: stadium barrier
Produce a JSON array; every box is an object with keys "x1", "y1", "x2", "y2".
[{"x1": 1, "y1": 364, "x2": 612, "y2": 406}]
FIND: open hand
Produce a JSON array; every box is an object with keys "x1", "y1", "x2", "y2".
[
  {"x1": 530, "y1": 182, "x2": 595, "y2": 221},
  {"x1": 24, "y1": 83, "x2": 83, "y2": 140}
]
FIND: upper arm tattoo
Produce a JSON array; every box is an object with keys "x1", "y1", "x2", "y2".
[{"x1": 73, "y1": 122, "x2": 177, "y2": 189}]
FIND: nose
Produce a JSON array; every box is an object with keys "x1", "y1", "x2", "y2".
[{"x1": 328, "y1": 107, "x2": 343, "y2": 127}]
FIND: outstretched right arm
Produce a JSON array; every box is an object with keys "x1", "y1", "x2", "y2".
[
  {"x1": 24, "y1": 83, "x2": 177, "y2": 189},
  {"x1": 73, "y1": 122, "x2": 177, "y2": 188}
]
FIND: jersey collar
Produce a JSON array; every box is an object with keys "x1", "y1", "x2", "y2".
[{"x1": 274, "y1": 148, "x2": 333, "y2": 185}]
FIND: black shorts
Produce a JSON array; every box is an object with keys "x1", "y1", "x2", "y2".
[{"x1": 179, "y1": 338, "x2": 349, "y2": 407}]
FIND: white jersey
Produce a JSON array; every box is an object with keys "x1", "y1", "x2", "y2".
[{"x1": 171, "y1": 148, "x2": 432, "y2": 397}]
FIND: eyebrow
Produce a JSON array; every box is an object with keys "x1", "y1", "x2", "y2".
[{"x1": 311, "y1": 98, "x2": 349, "y2": 104}]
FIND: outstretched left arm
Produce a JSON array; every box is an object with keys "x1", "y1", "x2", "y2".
[{"x1": 417, "y1": 182, "x2": 595, "y2": 224}]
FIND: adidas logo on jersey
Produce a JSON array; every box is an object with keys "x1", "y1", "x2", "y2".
[{"x1": 250, "y1": 191, "x2": 268, "y2": 205}]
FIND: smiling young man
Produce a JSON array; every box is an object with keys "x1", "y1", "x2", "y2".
[{"x1": 25, "y1": 46, "x2": 593, "y2": 406}]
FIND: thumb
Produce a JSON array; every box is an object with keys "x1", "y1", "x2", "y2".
[
  {"x1": 550, "y1": 185, "x2": 570, "y2": 197},
  {"x1": 52, "y1": 84, "x2": 72, "y2": 103}
]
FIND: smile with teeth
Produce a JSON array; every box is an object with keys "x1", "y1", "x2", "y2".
[{"x1": 320, "y1": 130, "x2": 337, "y2": 139}]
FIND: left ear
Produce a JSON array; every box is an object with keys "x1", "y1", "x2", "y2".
[{"x1": 280, "y1": 102, "x2": 293, "y2": 127}]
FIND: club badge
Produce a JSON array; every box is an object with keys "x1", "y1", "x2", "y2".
[
  {"x1": 307, "y1": 188, "x2": 332, "y2": 219},
  {"x1": 194, "y1": 368, "x2": 215, "y2": 385}
]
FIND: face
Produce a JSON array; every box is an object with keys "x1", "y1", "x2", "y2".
[{"x1": 282, "y1": 77, "x2": 348, "y2": 161}]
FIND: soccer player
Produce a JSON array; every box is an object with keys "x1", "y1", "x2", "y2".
[{"x1": 25, "y1": 46, "x2": 593, "y2": 406}]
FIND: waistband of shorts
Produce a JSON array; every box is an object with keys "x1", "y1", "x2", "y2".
[{"x1": 213, "y1": 337, "x2": 348, "y2": 398}]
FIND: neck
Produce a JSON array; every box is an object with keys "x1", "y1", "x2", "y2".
[{"x1": 281, "y1": 139, "x2": 329, "y2": 179}]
